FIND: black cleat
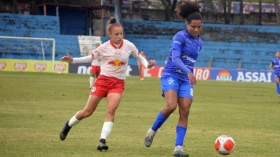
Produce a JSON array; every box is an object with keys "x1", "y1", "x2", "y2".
[
  {"x1": 97, "y1": 139, "x2": 109, "y2": 151},
  {"x1": 60, "y1": 120, "x2": 71, "y2": 141}
]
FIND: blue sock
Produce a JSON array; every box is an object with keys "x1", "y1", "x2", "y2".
[
  {"x1": 276, "y1": 84, "x2": 280, "y2": 94},
  {"x1": 151, "y1": 111, "x2": 168, "y2": 131},
  {"x1": 175, "y1": 126, "x2": 187, "y2": 146}
]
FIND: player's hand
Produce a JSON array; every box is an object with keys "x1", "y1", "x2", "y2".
[
  {"x1": 187, "y1": 72, "x2": 196, "y2": 85},
  {"x1": 147, "y1": 60, "x2": 156, "y2": 69},
  {"x1": 60, "y1": 54, "x2": 73, "y2": 63}
]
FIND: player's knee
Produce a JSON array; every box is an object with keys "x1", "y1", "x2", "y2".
[
  {"x1": 165, "y1": 103, "x2": 177, "y2": 113},
  {"x1": 180, "y1": 109, "x2": 190, "y2": 117},
  {"x1": 107, "y1": 108, "x2": 117, "y2": 116},
  {"x1": 82, "y1": 109, "x2": 93, "y2": 118}
]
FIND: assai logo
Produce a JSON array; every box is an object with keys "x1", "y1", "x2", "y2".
[
  {"x1": 14, "y1": 62, "x2": 27, "y2": 71},
  {"x1": 108, "y1": 59, "x2": 126, "y2": 68},
  {"x1": 34, "y1": 63, "x2": 47, "y2": 72},
  {"x1": 54, "y1": 64, "x2": 66, "y2": 72},
  {"x1": 216, "y1": 70, "x2": 232, "y2": 81},
  {"x1": 0, "y1": 62, "x2": 6, "y2": 70}
]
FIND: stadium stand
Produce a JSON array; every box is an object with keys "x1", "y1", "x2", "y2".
[{"x1": 1, "y1": 14, "x2": 280, "y2": 70}]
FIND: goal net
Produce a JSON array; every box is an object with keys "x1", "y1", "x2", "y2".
[{"x1": 0, "y1": 36, "x2": 56, "y2": 71}]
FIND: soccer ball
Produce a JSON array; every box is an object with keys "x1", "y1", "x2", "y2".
[{"x1": 215, "y1": 135, "x2": 235, "y2": 155}]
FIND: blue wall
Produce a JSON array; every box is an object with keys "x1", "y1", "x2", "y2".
[
  {"x1": 1, "y1": 14, "x2": 280, "y2": 70},
  {"x1": 122, "y1": 20, "x2": 280, "y2": 70}
]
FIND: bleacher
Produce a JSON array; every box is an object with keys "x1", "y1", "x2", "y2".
[
  {"x1": 1, "y1": 14, "x2": 280, "y2": 70},
  {"x1": 122, "y1": 20, "x2": 280, "y2": 70},
  {"x1": 0, "y1": 14, "x2": 81, "y2": 60}
]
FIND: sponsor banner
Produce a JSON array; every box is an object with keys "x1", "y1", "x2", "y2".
[
  {"x1": 0, "y1": 59, "x2": 68, "y2": 73},
  {"x1": 211, "y1": 69, "x2": 273, "y2": 83},
  {"x1": 69, "y1": 63, "x2": 210, "y2": 80},
  {"x1": 69, "y1": 63, "x2": 139, "y2": 76},
  {"x1": 145, "y1": 66, "x2": 210, "y2": 80}
]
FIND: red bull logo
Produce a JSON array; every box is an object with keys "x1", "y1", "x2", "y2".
[
  {"x1": 216, "y1": 70, "x2": 232, "y2": 81},
  {"x1": 0, "y1": 62, "x2": 6, "y2": 70},
  {"x1": 34, "y1": 63, "x2": 47, "y2": 72},
  {"x1": 14, "y1": 62, "x2": 27, "y2": 71},
  {"x1": 108, "y1": 59, "x2": 126, "y2": 68},
  {"x1": 54, "y1": 64, "x2": 66, "y2": 72}
]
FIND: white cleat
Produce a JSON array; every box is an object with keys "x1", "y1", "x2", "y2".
[
  {"x1": 173, "y1": 146, "x2": 189, "y2": 157},
  {"x1": 144, "y1": 128, "x2": 156, "y2": 147}
]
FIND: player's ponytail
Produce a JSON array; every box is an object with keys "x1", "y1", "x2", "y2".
[
  {"x1": 107, "y1": 17, "x2": 122, "y2": 32},
  {"x1": 176, "y1": 0, "x2": 202, "y2": 24}
]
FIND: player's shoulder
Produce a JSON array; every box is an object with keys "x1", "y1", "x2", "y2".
[
  {"x1": 174, "y1": 30, "x2": 186, "y2": 38},
  {"x1": 123, "y1": 39, "x2": 136, "y2": 47},
  {"x1": 172, "y1": 30, "x2": 186, "y2": 43},
  {"x1": 197, "y1": 36, "x2": 203, "y2": 45}
]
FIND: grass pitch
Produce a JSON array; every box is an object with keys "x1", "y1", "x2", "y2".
[{"x1": 0, "y1": 72, "x2": 279, "y2": 157}]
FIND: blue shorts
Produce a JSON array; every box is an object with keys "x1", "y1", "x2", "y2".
[
  {"x1": 274, "y1": 73, "x2": 280, "y2": 78},
  {"x1": 161, "y1": 75, "x2": 193, "y2": 99}
]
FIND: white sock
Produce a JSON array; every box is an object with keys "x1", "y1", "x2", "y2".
[
  {"x1": 68, "y1": 115, "x2": 80, "y2": 127},
  {"x1": 100, "y1": 121, "x2": 114, "y2": 139},
  {"x1": 89, "y1": 77, "x2": 94, "y2": 88}
]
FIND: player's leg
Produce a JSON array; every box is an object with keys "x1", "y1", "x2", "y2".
[
  {"x1": 97, "y1": 79, "x2": 124, "y2": 151},
  {"x1": 140, "y1": 65, "x2": 145, "y2": 80},
  {"x1": 60, "y1": 94, "x2": 103, "y2": 141},
  {"x1": 144, "y1": 76, "x2": 179, "y2": 147},
  {"x1": 90, "y1": 65, "x2": 97, "y2": 88},
  {"x1": 275, "y1": 76, "x2": 280, "y2": 96},
  {"x1": 173, "y1": 83, "x2": 193, "y2": 157}
]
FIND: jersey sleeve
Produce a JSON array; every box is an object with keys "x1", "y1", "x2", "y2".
[
  {"x1": 90, "y1": 45, "x2": 102, "y2": 60},
  {"x1": 171, "y1": 33, "x2": 191, "y2": 74}
]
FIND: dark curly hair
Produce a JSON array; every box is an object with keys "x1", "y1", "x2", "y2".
[{"x1": 176, "y1": 0, "x2": 202, "y2": 24}]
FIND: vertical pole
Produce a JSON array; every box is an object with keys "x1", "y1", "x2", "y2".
[
  {"x1": 52, "y1": 39, "x2": 55, "y2": 72},
  {"x1": 44, "y1": 4, "x2": 47, "y2": 16}
]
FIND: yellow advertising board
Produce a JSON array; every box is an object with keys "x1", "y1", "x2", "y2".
[{"x1": 0, "y1": 59, "x2": 69, "y2": 73}]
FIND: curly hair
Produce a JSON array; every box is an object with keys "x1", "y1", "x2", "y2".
[{"x1": 176, "y1": 0, "x2": 202, "y2": 23}]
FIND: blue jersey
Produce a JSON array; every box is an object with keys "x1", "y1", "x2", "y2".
[
  {"x1": 162, "y1": 30, "x2": 203, "y2": 81},
  {"x1": 272, "y1": 58, "x2": 280, "y2": 75}
]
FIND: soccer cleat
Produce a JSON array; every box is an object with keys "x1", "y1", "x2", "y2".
[
  {"x1": 173, "y1": 146, "x2": 189, "y2": 157},
  {"x1": 97, "y1": 139, "x2": 109, "y2": 151},
  {"x1": 60, "y1": 121, "x2": 71, "y2": 141},
  {"x1": 144, "y1": 128, "x2": 156, "y2": 147}
]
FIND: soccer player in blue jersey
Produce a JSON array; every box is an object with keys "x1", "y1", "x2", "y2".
[
  {"x1": 269, "y1": 51, "x2": 280, "y2": 96},
  {"x1": 144, "y1": 1, "x2": 203, "y2": 156}
]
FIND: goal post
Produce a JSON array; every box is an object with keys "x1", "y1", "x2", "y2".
[{"x1": 0, "y1": 36, "x2": 56, "y2": 72}]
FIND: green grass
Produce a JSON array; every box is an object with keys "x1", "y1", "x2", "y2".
[{"x1": 0, "y1": 72, "x2": 279, "y2": 157}]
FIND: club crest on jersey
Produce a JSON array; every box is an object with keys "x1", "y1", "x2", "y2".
[
  {"x1": 115, "y1": 49, "x2": 121, "y2": 57},
  {"x1": 107, "y1": 59, "x2": 126, "y2": 68}
]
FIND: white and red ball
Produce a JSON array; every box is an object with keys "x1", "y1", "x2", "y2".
[{"x1": 215, "y1": 135, "x2": 235, "y2": 155}]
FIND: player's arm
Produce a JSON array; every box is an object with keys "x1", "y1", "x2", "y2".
[
  {"x1": 269, "y1": 62, "x2": 273, "y2": 70},
  {"x1": 171, "y1": 33, "x2": 196, "y2": 85},
  {"x1": 131, "y1": 44, "x2": 155, "y2": 69},
  {"x1": 60, "y1": 50, "x2": 100, "y2": 64},
  {"x1": 171, "y1": 33, "x2": 191, "y2": 74}
]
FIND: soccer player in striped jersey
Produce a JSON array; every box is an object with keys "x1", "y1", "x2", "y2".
[
  {"x1": 269, "y1": 51, "x2": 280, "y2": 96},
  {"x1": 144, "y1": 1, "x2": 203, "y2": 156},
  {"x1": 59, "y1": 17, "x2": 156, "y2": 151}
]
